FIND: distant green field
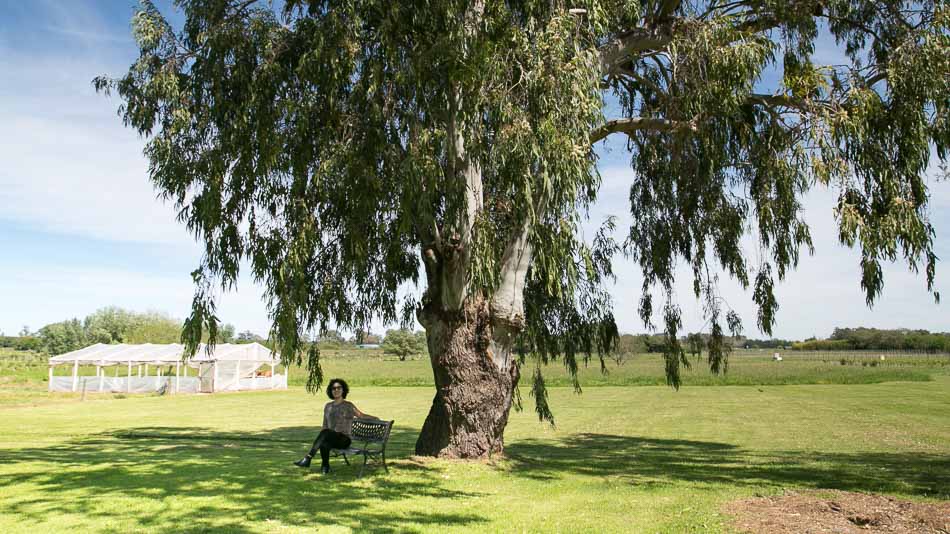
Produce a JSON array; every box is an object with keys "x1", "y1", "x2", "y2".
[
  {"x1": 2, "y1": 347, "x2": 949, "y2": 409},
  {"x1": 297, "y1": 351, "x2": 946, "y2": 388}
]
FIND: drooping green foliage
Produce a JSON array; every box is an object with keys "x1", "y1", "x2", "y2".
[
  {"x1": 97, "y1": 0, "x2": 610, "y2": 395},
  {"x1": 520, "y1": 216, "x2": 621, "y2": 392},
  {"x1": 96, "y1": 0, "x2": 947, "y2": 404},
  {"x1": 602, "y1": 0, "x2": 947, "y2": 386}
]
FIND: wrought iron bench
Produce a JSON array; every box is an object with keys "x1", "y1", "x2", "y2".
[{"x1": 331, "y1": 418, "x2": 394, "y2": 477}]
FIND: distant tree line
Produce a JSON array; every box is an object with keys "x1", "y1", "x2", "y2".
[
  {"x1": 635, "y1": 334, "x2": 786, "y2": 355},
  {"x1": 8, "y1": 319, "x2": 947, "y2": 357},
  {"x1": 742, "y1": 338, "x2": 793, "y2": 349},
  {"x1": 313, "y1": 329, "x2": 376, "y2": 349},
  {"x1": 314, "y1": 328, "x2": 427, "y2": 361},
  {"x1": 793, "y1": 328, "x2": 950, "y2": 352},
  {"x1": 6, "y1": 307, "x2": 240, "y2": 356},
  {"x1": 0, "y1": 335, "x2": 42, "y2": 352}
]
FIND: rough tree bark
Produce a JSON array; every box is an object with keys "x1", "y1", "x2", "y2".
[
  {"x1": 415, "y1": 299, "x2": 521, "y2": 458},
  {"x1": 415, "y1": 208, "x2": 534, "y2": 458}
]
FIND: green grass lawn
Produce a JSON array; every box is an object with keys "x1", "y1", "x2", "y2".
[{"x1": 1, "y1": 374, "x2": 948, "y2": 533}]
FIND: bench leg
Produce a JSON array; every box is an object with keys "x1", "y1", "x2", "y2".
[
  {"x1": 359, "y1": 453, "x2": 368, "y2": 478},
  {"x1": 382, "y1": 451, "x2": 388, "y2": 473},
  {"x1": 342, "y1": 453, "x2": 350, "y2": 466}
]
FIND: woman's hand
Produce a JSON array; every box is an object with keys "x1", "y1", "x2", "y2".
[{"x1": 355, "y1": 406, "x2": 377, "y2": 420}]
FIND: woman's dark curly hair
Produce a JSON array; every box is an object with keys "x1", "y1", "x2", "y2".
[{"x1": 325, "y1": 378, "x2": 349, "y2": 399}]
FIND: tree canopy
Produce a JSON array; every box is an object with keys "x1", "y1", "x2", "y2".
[
  {"x1": 97, "y1": 0, "x2": 947, "y2": 409},
  {"x1": 35, "y1": 307, "x2": 237, "y2": 355},
  {"x1": 382, "y1": 329, "x2": 427, "y2": 360}
]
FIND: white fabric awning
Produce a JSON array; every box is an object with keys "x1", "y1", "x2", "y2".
[{"x1": 48, "y1": 343, "x2": 278, "y2": 366}]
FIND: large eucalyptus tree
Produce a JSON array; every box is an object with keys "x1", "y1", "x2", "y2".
[{"x1": 97, "y1": 0, "x2": 948, "y2": 458}]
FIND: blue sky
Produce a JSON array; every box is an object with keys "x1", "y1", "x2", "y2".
[{"x1": 0, "y1": 0, "x2": 947, "y2": 339}]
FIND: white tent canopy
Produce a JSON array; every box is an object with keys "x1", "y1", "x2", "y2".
[
  {"x1": 48, "y1": 343, "x2": 288, "y2": 394},
  {"x1": 49, "y1": 342, "x2": 278, "y2": 366}
]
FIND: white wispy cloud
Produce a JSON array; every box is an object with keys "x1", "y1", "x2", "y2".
[
  {"x1": 0, "y1": 44, "x2": 196, "y2": 247},
  {"x1": 36, "y1": 0, "x2": 135, "y2": 46},
  {"x1": 43, "y1": 25, "x2": 133, "y2": 44}
]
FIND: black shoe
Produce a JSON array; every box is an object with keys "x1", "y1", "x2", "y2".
[
  {"x1": 294, "y1": 456, "x2": 312, "y2": 468},
  {"x1": 321, "y1": 464, "x2": 330, "y2": 475}
]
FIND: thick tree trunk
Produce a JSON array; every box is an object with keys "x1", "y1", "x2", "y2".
[{"x1": 415, "y1": 299, "x2": 520, "y2": 458}]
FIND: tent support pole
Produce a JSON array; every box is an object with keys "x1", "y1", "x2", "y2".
[
  {"x1": 175, "y1": 361, "x2": 180, "y2": 393},
  {"x1": 212, "y1": 361, "x2": 218, "y2": 393},
  {"x1": 127, "y1": 361, "x2": 132, "y2": 393},
  {"x1": 71, "y1": 360, "x2": 79, "y2": 392},
  {"x1": 234, "y1": 360, "x2": 242, "y2": 390},
  {"x1": 48, "y1": 365, "x2": 53, "y2": 391},
  {"x1": 270, "y1": 363, "x2": 275, "y2": 389},
  {"x1": 97, "y1": 365, "x2": 104, "y2": 392}
]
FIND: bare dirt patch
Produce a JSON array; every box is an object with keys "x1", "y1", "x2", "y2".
[{"x1": 724, "y1": 490, "x2": 949, "y2": 533}]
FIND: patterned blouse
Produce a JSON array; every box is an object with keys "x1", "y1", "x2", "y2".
[{"x1": 323, "y1": 400, "x2": 357, "y2": 436}]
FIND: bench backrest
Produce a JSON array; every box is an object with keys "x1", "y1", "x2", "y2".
[{"x1": 351, "y1": 418, "x2": 394, "y2": 444}]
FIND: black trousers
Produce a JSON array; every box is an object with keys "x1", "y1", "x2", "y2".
[{"x1": 308, "y1": 429, "x2": 352, "y2": 467}]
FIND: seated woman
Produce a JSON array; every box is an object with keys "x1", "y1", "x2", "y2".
[{"x1": 294, "y1": 378, "x2": 375, "y2": 474}]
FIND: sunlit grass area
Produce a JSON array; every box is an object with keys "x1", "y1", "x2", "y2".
[{"x1": 1, "y1": 375, "x2": 948, "y2": 533}]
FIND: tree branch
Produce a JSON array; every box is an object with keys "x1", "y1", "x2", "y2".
[
  {"x1": 735, "y1": 14, "x2": 781, "y2": 34},
  {"x1": 598, "y1": 27, "x2": 672, "y2": 76},
  {"x1": 747, "y1": 93, "x2": 809, "y2": 110},
  {"x1": 590, "y1": 117, "x2": 687, "y2": 143},
  {"x1": 614, "y1": 65, "x2": 664, "y2": 95},
  {"x1": 601, "y1": 11, "x2": 784, "y2": 79},
  {"x1": 440, "y1": 0, "x2": 485, "y2": 312},
  {"x1": 592, "y1": 89, "x2": 840, "y2": 145},
  {"x1": 701, "y1": 0, "x2": 752, "y2": 19},
  {"x1": 747, "y1": 92, "x2": 843, "y2": 113},
  {"x1": 865, "y1": 71, "x2": 887, "y2": 87},
  {"x1": 489, "y1": 186, "x2": 551, "y2": 370},
  {"x1": 655, "y1": 0, "x2": 683, "y2": 21}
]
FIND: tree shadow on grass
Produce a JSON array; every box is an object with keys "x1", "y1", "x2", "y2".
[
  {"x1": 0, "y1": 425, "x2": 485, "y2": 533},
  {"x1": 504, "y1": 434, "x2": 950, "y2": 498}
]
